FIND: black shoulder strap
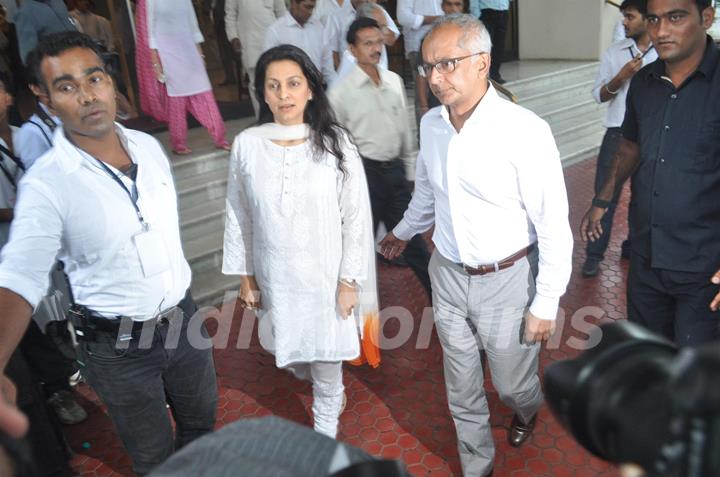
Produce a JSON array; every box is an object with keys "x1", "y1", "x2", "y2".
[
  {"x1": 0, "y1": 143, "x2": 25, "y2": 172},
  {"x1": 35, "y1": 103, "x2": 58, "y2": 132},
  {"x1": 27, "y1": 120, "x2": 54, "y2": 148}
]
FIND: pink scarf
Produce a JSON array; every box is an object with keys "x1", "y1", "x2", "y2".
[{"x1": 135, "y1": 0, "x2": 168, "y2": 122}]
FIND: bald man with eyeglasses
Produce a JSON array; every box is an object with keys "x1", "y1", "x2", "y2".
[{"x1": 380, "y1": 14, "x2": 572, "y2": 477}]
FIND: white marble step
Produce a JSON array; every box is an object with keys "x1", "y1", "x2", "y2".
[
  {"x1": 558, "y1": 127, "x2": 606, "y2": 166},
  {"x1": 180, "y1": 197, "x2": 225, "y2": 242},
  {"x1": 176, "y1": 168, "x2": 228, "y2": 211},
  {"x1": 518, "y1": 79, "x2": 595, "y2": 113},
  {"x1": 191, "y1": 267, "x2": 240, "y2": 308},
  {"x1": 505, "y1": 62, "x2": 599, "y2": 98}
]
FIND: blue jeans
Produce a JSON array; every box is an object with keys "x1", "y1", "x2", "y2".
[
  {"x1": 586, "y1": 128, "x2": 623, "y2": 261},
  {"x1": 76, "y1": 297, "x2": 217, "y2": 476}
]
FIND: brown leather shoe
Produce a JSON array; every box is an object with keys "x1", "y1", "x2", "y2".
[{"x1": 508, "y1": 414, "x2": 536, "y2": 447}]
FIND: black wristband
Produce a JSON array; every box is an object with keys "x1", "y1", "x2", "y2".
[{"x1": 592, "y1": 197, "x2": 612, "y2": 209}]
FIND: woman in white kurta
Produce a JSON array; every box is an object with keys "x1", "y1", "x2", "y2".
[
  {"x1": 144, "y1": 0, "x2": 229, "y2": 154},
  {"x1": 222, "y1": 45, "x2": 376, "y2": 438}
]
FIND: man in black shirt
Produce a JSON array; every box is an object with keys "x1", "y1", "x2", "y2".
[{"x1": 580, "y1": 0, "x2": 719, "y2": 346}]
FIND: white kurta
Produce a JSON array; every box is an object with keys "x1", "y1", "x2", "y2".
[
  {"x1": 222, "y1": 127, "x2": 372, "y2": 368},
  {"x1": 147, "y1": 0, "x2": 211, "y2": 97}
]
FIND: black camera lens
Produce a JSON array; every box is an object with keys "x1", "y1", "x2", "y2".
[{"x1": 544, "y1": 321, "x2": 677, "y2": 469}]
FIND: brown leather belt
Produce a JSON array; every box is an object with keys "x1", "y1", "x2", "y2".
[{"x1": 460, "y1": 243, "x2": 536, "y2": 276}]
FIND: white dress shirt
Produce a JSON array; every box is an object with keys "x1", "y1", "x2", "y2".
[
  {"x1": 15, "y1": 103, "x2": 62, "y2": 170},
  {"x1": 264, "y1": 12, "x2": 336, "y2": 85},
  {"x1": 396, "y1": 0, "x2": 443, "y2": 54},
  {"x1": 323, "y1": 1, "x2": 399, "y2": 65},
  {"x1": 312, "y1": 0, "x2": 342, "y2": 25},
  {"x1": 225, "y1": 0, "x2": 286, "y2": 71},
  {"x1": 592, "y1": 38, "x2": 657, "y2": 128},
  {"x1": 0, "y1": 125, "x2": 191, "y2": 318},
  {"x1": 394, "y1": 86, "x2": 573, "y2": 320},
  {"x1": 329, "y1": 65, "x2": 416, "y2": 179}
]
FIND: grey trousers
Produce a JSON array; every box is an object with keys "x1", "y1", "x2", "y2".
[{"x1": 429, "y1": 251, "x2": 544, "y2": 477}]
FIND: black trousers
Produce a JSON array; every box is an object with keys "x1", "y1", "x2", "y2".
[
  {"x1": 586, "y1": 128, "x2": 623, "y2": 261},
  {"x1": 480, "y1": 8, "x2": 509, "y2": 79},
  {"x1": 362, "y1": 158, "x2": 432, "y2": 297},
  {"x1": 19, "y1": 320, "x2": 77, "y2": 396},
  {"x1": 213, "y1": 0, "x2": 237, "y2": 83},
  {"x1": 628, "y1": 252, "x2": 720, "y2": 346}
]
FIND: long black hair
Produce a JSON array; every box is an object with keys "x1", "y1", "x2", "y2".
[{"x1": 254, "y1": 45, "x2": 348, "y2": 173}]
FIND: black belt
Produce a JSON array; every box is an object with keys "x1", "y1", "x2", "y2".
[
  {"x1": 70, "y1": 292, "x2": 194, "y2": 342},
  {"x1": 361, "y1": 157, "x2": 402, "y2": 169}
]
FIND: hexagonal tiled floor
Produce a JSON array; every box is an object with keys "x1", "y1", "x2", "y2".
[{"x1": 64, "y1": 157, "x2": 629, "y2": 476}]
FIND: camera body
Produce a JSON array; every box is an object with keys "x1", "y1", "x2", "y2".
[{"x1": 544, "y1": 321, "x2": 720, "y2": 477}]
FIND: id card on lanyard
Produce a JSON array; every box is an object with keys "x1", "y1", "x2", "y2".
[{"x1": 88, "y1": 152, "x2": 171, "y2": 278}]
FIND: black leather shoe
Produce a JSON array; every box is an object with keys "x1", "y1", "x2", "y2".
[
  {"x1": 581, "y1": 258, "x2": 600, "y2": 277},
  {"x1": 508, "y1": 414, "x2": 536, "y2": 447}
]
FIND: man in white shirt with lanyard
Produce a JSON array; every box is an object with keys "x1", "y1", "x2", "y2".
[
  {"x1": 0, "y1": 32, "x2": 217, "y2": 476},
  {"x1": 15, "y1": 49, "x2": 63, "y2": 170},
  {"x1": 581, "y1": 0, "x2": 657, "y2": 278},
  {"x1": 263, "y1": 0, "x2": 336, "y2": 85},
  {"x1": 380, "y1": 14, "x2": 572, "y2": 477}
]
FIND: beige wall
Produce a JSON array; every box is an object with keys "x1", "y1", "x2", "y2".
[{"x1": 517, "y1": 0, "x2": 622, "y2": 60}]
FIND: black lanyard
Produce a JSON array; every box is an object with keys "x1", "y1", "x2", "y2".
[
  {"x1": 0, "y1": 158, "x2": 17, "y2": 190},
  {"x1": 92, "y1": 156, "x2": 147, "y2": 230},
  {"x1": 35, "y1": 103, "x2": 58, "y2": 132}
]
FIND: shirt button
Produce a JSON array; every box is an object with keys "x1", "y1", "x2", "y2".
[
  {"x1": 654, "y1": 190, "x2": 659, "y2": 196},
  {"x1": 664, "y1": 125, "x2": 670, "y2": 131},
  {"x1": 659, "y1": 157, "x2": 665, "y2": 163},
  {"x1": 670, "y1": 93, "x2": 677, "y2": 99}
]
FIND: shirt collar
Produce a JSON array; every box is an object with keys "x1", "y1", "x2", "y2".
[
  {"x1": 439, "y1": 83, "x2": 500, "y2": 132},
  {"x1": 284, "y1": 11, "x2": 318, "y2": 28},
  {"x1": 348, "y1": 63, "x2": 388, "y2": 88},
  {"x1": 646, "y1": 35, "x2": 719, "y2": 80},
  {"x1": 53, "y1": 123, "x2": 136, "y2": 174}
]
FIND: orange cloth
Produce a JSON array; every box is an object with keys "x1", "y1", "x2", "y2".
[{"x1": 347, "y1": 312, "x2": 381, "y2": 368}]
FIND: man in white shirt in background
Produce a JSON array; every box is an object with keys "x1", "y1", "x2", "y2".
[
  {"x1": 329, "y1": 17, "x2": 431, "y2": 297},
  {"x1": 330, "y1": 2, "x2": 398, "y2": 87},
  {"x1": 264, "y1": 0, "x2": 336, "y2": 85},
  {"x1": 0, "y1": 32, "x2": 217, "y2": 476},
  {"x1": 397, "y1": 0, "x2": 443, "y2": 122},
  {"x1": 324, "y1": 0, "x2": 398, "y2": 72},
  {"x1": 225, "y1": 0, "x2": 286, "y2": 115},
  {"x1": 15, "y1": 51, "x2": 62, "y2": 170},
  {"x1": 312, "y1": 0, "x2": 344, "y2": 25},
  {"x1": 470, "y1": 0, "x2": 511, "y2": 83},
  {"x1": 380, "y1": 14, "x2": 572, "y2": 477},
  {"x1": 581, "y1": 0, "x2": 656, "y2": 278}
]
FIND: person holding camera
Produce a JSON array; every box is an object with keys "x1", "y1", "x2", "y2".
[
  {"x1": 581, "y1": 0, "x2": 720, "y2": 347},
  {"x1": 0, "y1": 31, "x2": 218, "y2": 476}
]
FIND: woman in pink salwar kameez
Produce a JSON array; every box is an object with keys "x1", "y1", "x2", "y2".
[{"x1": 135, "y1": 0, "x2": 230, "y2": 155}]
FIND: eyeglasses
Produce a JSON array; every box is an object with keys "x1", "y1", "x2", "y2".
[{"x1": 417, "y1": 52, "x2": 485, "y2": 78}]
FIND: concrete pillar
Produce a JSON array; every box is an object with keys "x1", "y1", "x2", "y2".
[{"x1": 517, "y1": 0, "x2": 621, "y2": 60}]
